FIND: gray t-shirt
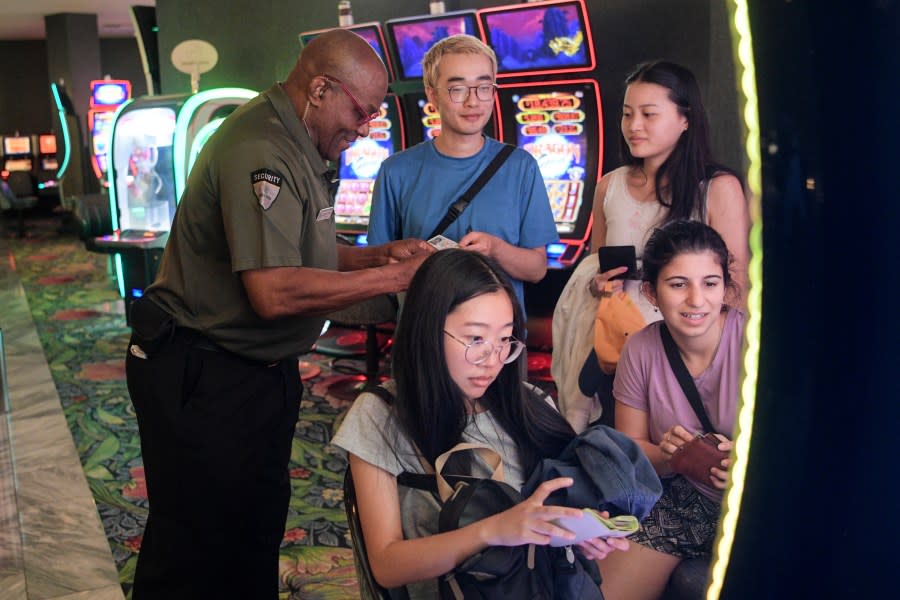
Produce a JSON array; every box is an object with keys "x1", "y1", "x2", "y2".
[{"x1": 331, "y1": 382, "x2": 526, "y2": 599}]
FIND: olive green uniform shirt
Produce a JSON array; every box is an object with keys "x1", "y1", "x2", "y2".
[{"x1": 147, "y1": 83, "x2": 338, "y2": 362}]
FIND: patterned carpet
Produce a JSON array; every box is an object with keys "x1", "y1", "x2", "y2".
[{"x1": 6, "y1": 222, "x2": 361, "y2": 599}]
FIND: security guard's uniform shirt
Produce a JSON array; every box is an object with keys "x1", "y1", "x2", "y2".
[{"x1": 147, "y1": 83, "x2": 338, "y2": 362}]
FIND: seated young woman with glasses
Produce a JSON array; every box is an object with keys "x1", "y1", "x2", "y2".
[{"x1": 332, "y1": 249, "x2": 628, "y2": 598}]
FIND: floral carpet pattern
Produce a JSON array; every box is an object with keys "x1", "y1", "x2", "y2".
[{"x1": 7, "y1": 226, "x2": 361, "y2": 599}]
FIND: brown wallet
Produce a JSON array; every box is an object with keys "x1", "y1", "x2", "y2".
[{"x1": 669, "y1": 433, "x2": 729, "y2": 484}]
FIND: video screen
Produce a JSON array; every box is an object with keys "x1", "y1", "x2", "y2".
[
  {"x1": 334, "y1": 96, "x2": 403, "y2": 231},
  {"x1": 386, "y1": 11, "x2": 478, "y2": 80},
  {"x1": 90, "y1": 80, "x2": 131, "y2": 107},
  {"x1": 111, "y1": 107, "x2": 177, "y2": 232},
  {"x1": 39, "y1": 134, "x2": 57, "y2": 155},
  {"x1": 3, "y1": 136, "x2": 32, "y2": 156},
  {"x1": 480, "y1": 0, "x2": 593, "y2": 75},
  {"x1": 299, "y1": 24, "x2": 392, "y2": 76},
  {"x1": 504, "y1": 84, "x2": 599, "y2": 235}
]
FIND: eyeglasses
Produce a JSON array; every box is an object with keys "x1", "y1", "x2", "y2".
[
  {"x1": 321, "y1": 74, "x2": 381, "y2": 125},
  {"x1": 446, "y1": 83, "x2": 497, "y2": 103},
  {"x1": 444, "y1": 330, "x2": 525, "y2": 365}
]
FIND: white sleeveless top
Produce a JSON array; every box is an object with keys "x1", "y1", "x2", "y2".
[{"x1": 601, "y1": 166, "x2": 707, "y2": 324}]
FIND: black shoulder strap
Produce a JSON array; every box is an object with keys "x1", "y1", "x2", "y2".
[
  {"x1": 427, "y1": 143, "x2": 516, "y2": 240},
  {"x1": 364, "y1": 383, "x2": 395, "y2": 405},
  {"x1": 659, "y1": 323, "x2": 717, "y2": 434}
]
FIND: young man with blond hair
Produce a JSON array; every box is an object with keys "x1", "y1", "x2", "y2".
[{"x1": 367, "y1": 34, "x2": 558, "y2": 313}]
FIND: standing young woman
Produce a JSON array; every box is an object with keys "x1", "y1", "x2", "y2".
[
  {"x1": 599, "y1": 220, "x2": 742, "y2": 600},
  {"x1": 561, "y1": 60, "x2": 750, "y2": 431},
  {"x1": 332, "y1": 249, "x2": 628, "y2": 599}
]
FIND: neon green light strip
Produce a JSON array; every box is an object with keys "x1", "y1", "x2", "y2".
[
  {"x1": 187, "y1": 117, "x2": 225, "y2": 175},
  {"x1": 172, "y1": 88, "x2": 257, "y2": 201},
  {"x1": 707, "y1": 2, "x2": 763, "y2": 598},
  {"x1": 49, "y1": 83, "x2": 71, "y2": 179},
  {"x1": 114, "y1": 253, "x2": 125, "y2": 298}
]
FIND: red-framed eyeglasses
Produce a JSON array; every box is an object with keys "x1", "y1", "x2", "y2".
[{"x1": 321, "y1": 74, "x2": 380, "y2": 126}]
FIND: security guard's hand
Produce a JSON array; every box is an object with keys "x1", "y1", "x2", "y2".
[{"x1": 383, "y1": 238, "x2": 435, "y2": 262}]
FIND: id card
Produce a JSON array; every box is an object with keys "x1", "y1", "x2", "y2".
[{"x1": 427, "y1": 235, "x2": 459, "y2": 250}]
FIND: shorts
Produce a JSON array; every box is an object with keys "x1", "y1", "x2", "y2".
[{"x1": 629, "y1": 474, "x2": 721, "y2": 559}]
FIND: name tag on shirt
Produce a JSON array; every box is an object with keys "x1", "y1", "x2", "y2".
[{"x1": 316, "y1": 207, "x2": 334, "y2": 222}]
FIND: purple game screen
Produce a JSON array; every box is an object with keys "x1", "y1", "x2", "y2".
[
  {"x1": 389, "y1": 13, "x2": 477, "y2": 79},
  {"x1": 300, "y1": 25, "x2": 387, "y2": 66},
  {"x1": 483, "y1": 2, "x2": 589, "y2": 73}
]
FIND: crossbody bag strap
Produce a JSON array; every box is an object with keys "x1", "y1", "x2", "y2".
[
  {"x1": 659, "y1": 323, "x2": 717, "y2": 435},
  {"x1": 426, "y1": 143, "x2": 516, "y2": 240}
]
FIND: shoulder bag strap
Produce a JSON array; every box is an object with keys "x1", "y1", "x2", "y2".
[
  {"x1": 427, "y1": 143, "x2": 516, "y2": 239},
  {"x1": 659, "y1": 323, "x2": 718, "y2": 435}
]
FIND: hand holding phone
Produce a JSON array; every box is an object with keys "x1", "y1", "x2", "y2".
[{"x1": 598, "y1": 245, "x2": 639, "y2": 280}]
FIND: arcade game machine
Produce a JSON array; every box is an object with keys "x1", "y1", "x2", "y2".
[
  {"x1": 86, "y1": 79, "x2": 132, "y2": 188},
  {"x1": 478, "y1": 0, "x2": 602, "y2": 356},
  {"x1": 384, "y1": 10, "x2": 482, "y2": 146},
  {"x1": 298, "y1": 23, "x2": 407, "y2": 389},
  {"x1": 88, "y1": 88, "x2": 257, "y2": 324}
]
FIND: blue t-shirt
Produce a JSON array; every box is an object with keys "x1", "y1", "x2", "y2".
[{"x1": 368, "y1": 137, "x2": 559, "y2": 312}]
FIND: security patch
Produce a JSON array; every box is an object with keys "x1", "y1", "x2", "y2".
[{"x1": 251, "y1": 169, "x2": 283, "y2": 210}]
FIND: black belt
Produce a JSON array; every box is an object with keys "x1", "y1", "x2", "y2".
[
  {"x1": 174, "y1": 327, "x2": 226, "y2": 353},
  {"x1": 173, "y1": 327, "x2": 284, "y2": 368}
]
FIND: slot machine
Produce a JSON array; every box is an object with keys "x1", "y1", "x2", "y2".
[
  {"x1": 478, "y1": 0, "x2": 602, "y2": 349},
  {"x1": 384, "y1": 10, "x2": 486, "y2": 146},
  {"x1": 49, "y1": 81, "x2": 92, "y2": 203},
  {"x1": 1, "y1": 135, "x2": 35, "y2": 178},
  {"x1": 88, "y1": 87, "x2": 257, "y2": 324},
  {"x1": 299, "y1": 23, "x2": 405, "y2": 245},
  {"x1": 87, "y1": 79, "x2": 132, "y2": 188}
]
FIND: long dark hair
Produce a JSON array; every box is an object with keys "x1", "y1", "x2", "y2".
[
  {"x1": 621, "y1": 60, "x2": 740, "y2": 222},
  {"x1": 641, "y1": 219, "x2": 739, "y2": 302},
  {"x1": 392, "y1": 249, "x2": 574, "y2": 475}
]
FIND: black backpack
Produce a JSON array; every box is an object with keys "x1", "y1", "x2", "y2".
[
  {"x1": 429, "y1": 474, "x2": 602, "y2": 600},
  {"x1": 368, "y1": 384, "x2": 603, "y2": 600}
]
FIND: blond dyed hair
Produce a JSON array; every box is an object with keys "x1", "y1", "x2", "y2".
[{"x1": 421, "y1": 34, "x2": 498, "y2": 89}]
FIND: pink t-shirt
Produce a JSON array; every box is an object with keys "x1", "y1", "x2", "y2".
[{"x1": 613, "y1": 309, "x2": 744, "y2": 501}]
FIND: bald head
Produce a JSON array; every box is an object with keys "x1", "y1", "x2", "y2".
[
  {"x1": 283, "y1": 28, "x2": 389, "y2": 162},
  {"x1": 291, "y1": 28, "x2": 387, "y2": 90}
]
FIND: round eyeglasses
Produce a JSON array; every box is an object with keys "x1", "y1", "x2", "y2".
[
  {"x1": 444, "y1": 330, "x2": 525, "y2": 365},
  {"x1": 446, "y1": 83, "x2": 497, "y2": 103}
]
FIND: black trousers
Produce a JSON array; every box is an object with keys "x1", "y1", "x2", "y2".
[{"x1": 126, "y1": 330, "x2": 301, "y2": 599}]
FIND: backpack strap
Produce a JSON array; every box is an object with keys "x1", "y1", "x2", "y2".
[
  {"x1": 434, "y1": 442, "x2": 505, "y2": 501},
  {"x1": 426, "y1": 143, "x2": 516, "y2": 239}
]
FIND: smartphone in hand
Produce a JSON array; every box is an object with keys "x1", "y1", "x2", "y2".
[{"x1": 598, "y1": 245, "x2": 639, "y2": 280}]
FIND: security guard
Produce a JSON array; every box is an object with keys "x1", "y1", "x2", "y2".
[{"x1": 125, "y1": 29, "x2": 432, "y2": 599}]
